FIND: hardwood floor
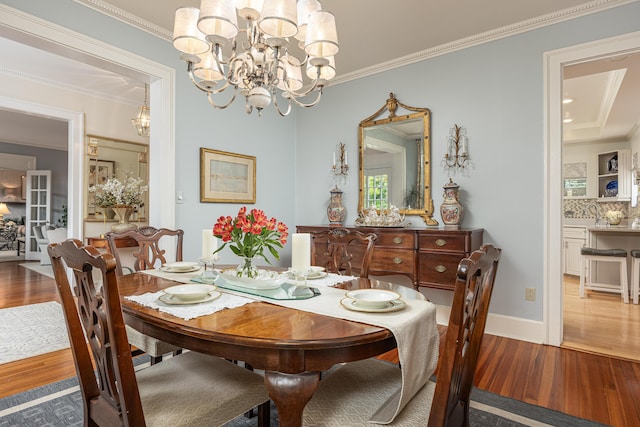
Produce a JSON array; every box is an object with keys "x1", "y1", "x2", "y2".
[
  {"x1": 2, "y1": 260, "x2": 640, "y2": 425},
  {"x1": 563, "y1": 273, "x2": 640, "y2": 361}
]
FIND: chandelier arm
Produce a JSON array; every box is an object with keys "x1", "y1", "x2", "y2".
[
  {"x1": 186, "y1": 68, "x2": 234, "y2": 95},
  {"x1": 272, "y1": 95, "x2": 292, "y2": 117},
  {"x1": 285, "y1": 86, "x2": 324, "y2": 109},
  {"x1": 207, "y1": 87, "x2": 239, "y2": 110}
]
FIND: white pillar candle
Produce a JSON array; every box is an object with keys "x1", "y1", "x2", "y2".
[
  {"x1": 291, "y1": 233, "x2": 311, "y2": 273},
  {"x1": 202, "y1": 229, "x2": 217, "y2": 260}
]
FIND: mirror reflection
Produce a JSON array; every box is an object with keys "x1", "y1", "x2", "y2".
[
  {"x1": 85, "y1": 135, "x2": 148, "y2": 221},
  {"x1": 358, "y1": 93, "x2": 436, "y2": 225}
]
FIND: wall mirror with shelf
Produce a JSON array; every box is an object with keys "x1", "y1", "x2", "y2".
[
  {"x1": 84, "y1": 135, "x2": 148, "y2": 221},
  {"x1": 358, "y1": 93, "x2": 436, "y2": 225}
]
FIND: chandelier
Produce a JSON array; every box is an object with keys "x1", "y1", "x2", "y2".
[
  {"x1": 131, "y1": 83, "x2": 150, "y2": 136},
  {"x1": 172, "y1": 0, "x2": 339, "y2": 116}
]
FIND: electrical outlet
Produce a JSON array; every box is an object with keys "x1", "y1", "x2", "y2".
[{"x1": 525, "y1": 288, "x2": 536, "y2": 301}]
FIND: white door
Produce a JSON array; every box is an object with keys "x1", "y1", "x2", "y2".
[{"x1": 25, "y1": 170, "x2": 51, "y2": 261}]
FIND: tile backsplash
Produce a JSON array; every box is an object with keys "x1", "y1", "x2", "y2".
[{"x1": 563, "y1": 198, "x2": 640, "y2": 219}]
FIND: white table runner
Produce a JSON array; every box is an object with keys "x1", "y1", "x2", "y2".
[{"x1": 127, "y1": 268, "x2": 438, "y2": 423}]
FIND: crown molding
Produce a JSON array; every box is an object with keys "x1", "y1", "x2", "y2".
[
  {"x1": 73, "y1": 0, "x2": 638, "y2": 86},
  {"x1": 73, "y1": 0, "x2": 173, "y2": 40},
  {"x1": 331, "y1": 0, "x2": 638, "y2": 86}
]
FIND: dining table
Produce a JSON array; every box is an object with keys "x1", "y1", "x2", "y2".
[{"x1": 118, "y1": 267, "x2": 439, "y2": 427}]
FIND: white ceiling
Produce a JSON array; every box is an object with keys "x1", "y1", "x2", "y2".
[{"x1": 0, "y1": 0, "x2": 639, "y2": 149}]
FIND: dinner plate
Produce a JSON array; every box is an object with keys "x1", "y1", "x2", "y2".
[
  {"x1": 160, "y1": 265, "x2": 201, "y2": 273},
  {"x1": 340, "y1": 297, "x2": 406, "y2": 313},
  {"x1": 286, "y1": 271, "x2": 328, "y2": 280},
  {"x1": 220, "y1": 270, "x2": 283, "y2": 290},
  {"x1": 162, "y1": 261, "x2": 200, "y2": 271},
  {"x1": 158, "y1": 290, "x2": 221, "y2": 305}
]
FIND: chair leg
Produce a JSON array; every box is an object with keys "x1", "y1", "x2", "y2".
[
  {"x1": 579, "y1": 256, "x2": 587, "y2": 298},
  {"x1": 620, "y1": 259, "x2": 629, "y2": 304},
  {"x1": 631, "y1": 258, "x2": 640, "y2": 304},
  {"x1": 256, "y1": 400, "x2": 271, "y2": 427}
]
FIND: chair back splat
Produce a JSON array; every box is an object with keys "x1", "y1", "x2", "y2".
[
  {"x1": 106, "y1": 226, "x2": 184, "y2": 276},
  {"x1": 310, "y1": 228, "x2": 377, "y2": 278},
  {"x1": 49, "y1": 239, "x2": 145, "y2": 425},
  {"x1": 428, "y1": 243, "x2": 501, "y2": 426}
]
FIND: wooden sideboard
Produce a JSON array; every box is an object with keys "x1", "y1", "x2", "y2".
[
  {"x1": 86, "y1": 236, "x2": 138, "y2": 253},
  {"x1": 296, "y1": 225, "x2": 483, "y2": 291}
]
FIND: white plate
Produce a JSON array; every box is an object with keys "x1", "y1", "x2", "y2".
[
  {"x1": 163, "y1": 261, "x2": 199, "y2": 271},
  {"x1": 158, "y1": 291, "x2": 221, "y2": 305},
  {"x1": 340, "y1": 298, "x2": 406, "y2": 313},
  {"x1": 163, "y1": 284, "x2": 217, "y2": 301},
  {"x1": 345, "y1": 289, "x2": 401, "y2": 309},
  {"x1": 286, "y1": 271, "x2": 328, "y2": 280},
  {"x1": 220, "y1": 270, "x2": 283, "y2": 290},
  {"x1": 160, "y1": 265, "x2": 201, "y2": 273}
]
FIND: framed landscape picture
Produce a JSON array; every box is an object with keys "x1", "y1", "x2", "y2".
[{"x1": 200, "y1": 148, "x2": 256, "y2": 203}]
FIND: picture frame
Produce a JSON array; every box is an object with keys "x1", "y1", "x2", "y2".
[
  {"x1": 200, "y1": 148, "x2": 256, "y2": 203},
  {"x1": 87, "y1": 159, "x2": 114, "y2": 215}
]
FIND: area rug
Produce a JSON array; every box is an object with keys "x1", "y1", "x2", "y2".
[
  {"x1": 0, "y1": 302, "x2": 69, "y2": 365},
  {"x1": 0, "y1": 373, "x2": 607, "y2": 426},
  {"x1": 19, "y1": 262, "x2": 54, "y2": 279}
]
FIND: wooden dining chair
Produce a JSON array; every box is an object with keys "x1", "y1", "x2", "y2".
[
  {"x1": 302, "y1": 243, "x2": 501, "y2": 426},
  {"x1": 105, "y1": 226, "x2": 184, "y2": 276},
  {"x1": 106, "y1": 226, "x2": 184, "y2": 364},
  {"x1": 310, "y1": 228, "x2": 377, "y2": 278},
  {"x1": 48, "y1": 239, "x2": 270, "y2": 427}
]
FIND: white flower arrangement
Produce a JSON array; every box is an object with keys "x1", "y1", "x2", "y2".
[{"x1": 89, "y1": 176, "x2": 147, "y2": 208}]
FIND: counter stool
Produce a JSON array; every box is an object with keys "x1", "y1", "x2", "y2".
[
  {"x1": 580, "y1": 247, "x2": 629, "y2": 303},
  {"x1": 631, "y1": 250, "x2": 640, "y2": 304}
]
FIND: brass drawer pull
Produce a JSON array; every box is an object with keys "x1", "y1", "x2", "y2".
[
  {"x1": 435, "y1": 265, "x2": 447, "y2": 273},
  {"x1": 393, "y1": 257, "x2": 403, "y2": 264},
  {"x1": 393, "y1": 237, "x2": 403, "y2": 244},
  {"x1": 435, "y1": 239, "x2": 447, "y2": 247}
]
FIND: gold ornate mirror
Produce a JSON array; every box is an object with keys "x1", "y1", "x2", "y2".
[{"x1": 358, "y1": 93, "x2": 436, "y2": 225}]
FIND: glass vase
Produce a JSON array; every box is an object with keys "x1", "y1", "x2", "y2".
[{"x1": 236, "y1": 256, "x2": 259, "y2": 279}]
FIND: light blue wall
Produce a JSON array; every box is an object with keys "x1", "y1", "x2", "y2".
[
  {"x1": 295, "y1": 2, "x2": 640, "y2": 319},
  {"x1": 4, "y1": 1, "x2": 640, "y2": 323}
]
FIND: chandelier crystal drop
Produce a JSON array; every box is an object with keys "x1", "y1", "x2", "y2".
[{"x1": 172, "y1": 0, "x2": 339, "y2": 117}]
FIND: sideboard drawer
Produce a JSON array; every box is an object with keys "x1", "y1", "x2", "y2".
[
  {"x1": 418, "y1": 253, "x2": 462, "y2": 290},
  {"x1": 370, "y1": 249, "x2": 414, "y2": 274},
  {"x1": 419, "y1": 233, "x2": 466, "y2": 252},
  {"x1": 373, "y1": 231, "x2": 415, "y2": 249}
]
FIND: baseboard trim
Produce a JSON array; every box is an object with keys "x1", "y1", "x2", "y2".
[{"x1": 435, "y1": 304, "x2": 545, "y2": 344}]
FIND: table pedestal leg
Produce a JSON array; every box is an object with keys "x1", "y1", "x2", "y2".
[{"x1": 264, "y1": 371, "x2": 320, "y2": 427}]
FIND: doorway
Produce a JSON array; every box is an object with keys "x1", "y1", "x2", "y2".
[
  {"x1": 545, "y1": 31, "x2": 640, "y2": 355},
  {"x1": 0, "y1": 5, "x2": 176, "y2": 238}
]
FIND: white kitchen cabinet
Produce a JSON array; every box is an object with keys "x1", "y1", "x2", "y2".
[
  {"x1": 597, "y1": 149, "x2": 630, "y2": 201},
  {"x1": 563, "y1": 226, "x2": 586, "y2": 276}
]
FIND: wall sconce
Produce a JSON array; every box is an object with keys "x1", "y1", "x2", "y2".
[
  {"x1": 332, "y1": 142, "x2": 349, "y2": 177},
  {"x1": 443, "y1": 124, "x2": 469, "y2": 171}
]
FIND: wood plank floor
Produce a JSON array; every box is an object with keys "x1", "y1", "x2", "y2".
[
  {"x1": 563, "y1": 273, "x2": 640, "y2": 361},
  {"x1": 2, "y1": 260, "x2": 640, "y2": 425}
]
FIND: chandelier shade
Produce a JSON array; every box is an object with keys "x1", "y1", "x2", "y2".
[
  {"x1": 172, "y1": 0, "x2": 339, "y2": 116},
  {"x1": 173, "y1": 7, "x2": 209, "y2": 55}
]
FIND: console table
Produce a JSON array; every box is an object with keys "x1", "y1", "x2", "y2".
[
  {"x1": 296, "y1": 226, "x2": 483, "y2": 291},
  {"x1": 86, "y1": 236, "x2": 138, "y2": 253}
]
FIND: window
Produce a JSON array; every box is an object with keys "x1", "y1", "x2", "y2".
[{"x1": 365, "y1": 174, "x2": 389, "y2": 209}]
